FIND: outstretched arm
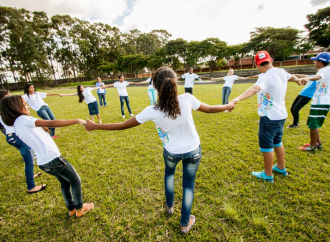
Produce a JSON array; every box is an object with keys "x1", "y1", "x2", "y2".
[
  {"x1": 246, "y1": 75, "x2": 259, "y2": 79},
  {"x1": 301, "y1": 74, "x2": 322, "y2": 84},
  {"x1": 84, "y1": 117, "x2": 140, "y2": 131},
  {"x1": 129, "y1": 82, "x2": 140, "y2": 85},
  {"x1": 61, "y1": 93, "x2": 77, "y2": 96},
  {"x1": 231, "y1": 85, "x2": 261, "y2": 104},
  {"x1": 211, "y1": 77, "x2": 224, "y2": 81},
  {"x1": 292, "y1": 74, "x2": 309, "y2": 78},
  {"x1": 237, "y1": 76, "x2": 247, "y2": 80},
  {"x1": 46, "y1": 93, "x2": 63, "y2": 97},
  {"x1": 104, "y1": 84, "x2": 114, "y2": 88},
  {"x1": 288, "y1": 75, "x2": 302, "y2": 85},
  {"x1": 35, "y1": 119, "x2": 86, "y2": 128},
  {"x1": 197, "y1": 103, "x2": 235, "y2": 113},
  {"x1": 199, "y1": 76, "x2": 209, "y2": 80}
]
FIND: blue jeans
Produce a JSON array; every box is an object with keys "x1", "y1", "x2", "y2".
[
  {"x1": 163, "y1": 145, "x2": 202, "y2": 227},
  {"x1": 39, "y1": 156, "x2": 83, "y2": 211},
  {"x1": 222, "y1": 86, "x2": 231, "y2": 104},
  {"x1": 258, "y1": 117, "x2": 286, "y2": 152},
  {"x1": 98, "y1": 93, "x2": 107, "y2": 106},
  {"x1": 6, "y1": 133, "x2": 35, "y2": 190},
  {"x1": 37, "y1": 105, "x2": 56, "y2": 136},
  {"x1": 147, "y1": 89, "x2": 157, "y2": 105},
  {"x1": 119, "y1": 96, "x2": 132, "y2": 115}
]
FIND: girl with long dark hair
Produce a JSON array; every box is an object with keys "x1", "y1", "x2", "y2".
[
  {"x1": 62, "y1": 85, "x2": 106, "y2": 123},
  {"x1": 0, "y1": 89, "x2": 45, "y2": 193},
  {"x1": 22, "y1": 83, "x2": 63, "y2": 138},
  {"x1": 84, "y1": 66, "x2": 235, "y2": 234},
  {"x1": 1, "y1": 95, "x2": 93, "y2": 217}
]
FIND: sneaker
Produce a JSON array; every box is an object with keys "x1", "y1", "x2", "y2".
[
  {"x1": 122, "y1": 115, "x2": 125, "y2": 118},
  {"x1": 272, "y1": 164, "x2": 288, "y2": 176},
  {"x1": 304, "y1": 143, "x2": 323, "y2": 150},
  {"x1": 104, "y1": 105, "x2": 107, "y2": 107},
  {"x1": 69, "y1": 209, "x2": 76, "y2": 217},
  {"x1": 181, "y1": 215, "x2": 195, "y2": 234},
  {"x1": 287, "y1": 124, "x2": 299, "y2": 128},
  {"x1": 76, "y1": 203, "x2": 94, "y2": 218},
  {"x1": 129, "y1": 113, "x2": 134, "y2": 117},
  {"x1": 251, "y1": 170, "x2": 274, "y2": 183},
  {"x1": 299, "y1": 145, "x2": 317, "y2": 151},
  {"x1": 52, "y1": 135, "x2": 59, "y2": 139},
  {"x1": 166, "y1": 206, "x2": 174, "y2": 215}
]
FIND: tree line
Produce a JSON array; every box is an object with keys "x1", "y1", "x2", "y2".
[{"x1": 0, "y1": 6, "x2": 329, "y2": 88}]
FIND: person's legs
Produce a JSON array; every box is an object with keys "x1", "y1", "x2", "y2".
[
  {"x1": 291, "y1": 95, "x2": 311, "y2": 126},
  {"x1": 119, "y1": 96, "x2": 125, "y2": 115},
  {"x1": 98, "y1": 93, "x2": 103, "y2": 106},
  {"x1": 102, "y1": 93, "x2": 107, "y2": 106},
  {"x1": 181, "y1": 146, "x2": 201, "y2": 227},
  {"x1": 90, "y1": 115, "x2": 94, "y2": 122},
  {"x1": 224, "y1": 87, "x2": 231, "y2": 104},
  {"x1": 185, "y1": 88, "x2": 192, "y2": 94},
  {"x1": 124, "y1": 96, "x2": 132, "y2": 114},
  {"x1": 96, "y1": 114, "x2": 102, "y2": 123},
  {"x1": 37, "y1": 106, "x2": 55, "y2": 137},
  {"x1": 262, "y1": 152, "x2": 274, "y2": 176},
  {"x1": 222, "y1": 87, "x2": 227, "y2": 105},
  {"x1": 148, "y1": 90, "x2": 157, "y2": 105},
  {"x1": 274, "y1": 145, "x2": 285, "y2": 170},
  {"x1": 310, "y1": 128, "x2": 319, "y2": 147},
  {"x1": 39, "y1": 157, "x2": 83, "y2": 210},
  {"x1": 6, "y1": 134, "x2": 35, "y2": 190},
  {"x1": 163, "y1": 149, "x2": 180, "y2": 209}
]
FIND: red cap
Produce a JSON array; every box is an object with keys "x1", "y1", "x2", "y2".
[{"x1": 255, "y1": 51, "x2": 271, "y2": 66}]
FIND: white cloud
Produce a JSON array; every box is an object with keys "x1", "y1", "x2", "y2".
[{"x1": 0, "y1": 0, "x2": 127, "y2": 23}]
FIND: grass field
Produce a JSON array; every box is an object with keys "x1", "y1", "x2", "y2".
[{"x1": 0, "y1": 83, "x2": 329, "y2": 241}]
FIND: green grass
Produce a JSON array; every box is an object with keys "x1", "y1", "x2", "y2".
[{"x1": 1, "y1": 83, "x2": 330, "y2": 241}]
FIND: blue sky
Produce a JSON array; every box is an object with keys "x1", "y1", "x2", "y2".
[{"x1": 1, "y1": 0, "x2": 329, "y2": 45}]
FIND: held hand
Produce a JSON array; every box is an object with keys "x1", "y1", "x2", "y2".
[
  {"x1": 59, "y1": 94, "x2": 63, "y2": 97},
  {"x1": 77, "y1": 119, "x2": 87, "y2": 125},
  {"x1": 42, "y1": 127, "x2": 50, "y2": 133},
  {"x1": 300, "y1": 78, "x2": 308, "y2": 85},
  {"x1": 227, "y1": 103, "x2": 236, "y2": 111},
  {"x1": 229, "y1": 99, "x2": 238, "y2": 105},
  {"x1": 84, "y1": 119, "x2": 96, "y2": 131},
  {"x1": 210, "y1": 77, "x2": 214, "y2": 81},
  {"x1": 246, "y1": 76, "x2": 251, "y2": 80}
]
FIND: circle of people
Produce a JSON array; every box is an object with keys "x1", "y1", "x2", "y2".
[{"x1": 0, "y1": 51, "x2": 329, "y2": 234}]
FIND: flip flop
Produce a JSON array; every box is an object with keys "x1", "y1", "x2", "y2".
[
  {"x1": 28, "y1": 184, "x2": 47, "y2": 193},
  {"x1": 33, "y1": 172, "x2": 42, "y2": 179}
]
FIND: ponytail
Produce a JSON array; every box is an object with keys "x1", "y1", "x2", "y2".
[
  {"x1": 153, "y1": 67, "x2": 181, "y2": 119},
  {"x1": 77, "y1": 85, "x2": 84, "y2": 103}
]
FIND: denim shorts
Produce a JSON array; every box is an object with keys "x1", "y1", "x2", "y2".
[
  {"x1": 258, "y1": 117, "x2": 286, "y2": 152},
  {"x1": 87, "y1": 101, "x2": 99, "y2": 115}
]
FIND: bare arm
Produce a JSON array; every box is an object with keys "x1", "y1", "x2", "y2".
[
  {"x1": 211, "y1": 77, "x2": 224, "y2": 81},
  {"x1": 293, "y1": 74, "x2": 309, "y2": 78},
  {"x1": 301, "y1": 74, "x2": 322, "y2": 84},
  {"x1": 237, "y1": 76, "x2": 247, "y2": 80},
  {"x1": 197, "y1": 103, "x2": 235, "y2": 113},
  {"x1": 288, "y1": 75, "x2": 302, "y2": 85},
  {"x1": 231, "y1": 85, "x2": 261, "y2": 103},
  {"x1": 199, "y1": 76, "x2": 208, "y2": 80},
  {"x1": 246, "y1": 75, "x2": 259, "y2": 79},
  {"x1": 104, "y1": 84, "x2": 114, "y2": 88},
  {"x1": 84, "y1": 117, "x2": 140, "y2": 131},
  {"x1": 137, "y1": 81, "x2": 148, "y2": 84},
  {"x1": 61, "y1": 93, "x2": 77, "y2": 96},
  {"x1": 35, "y1": 119, "x2": 86, "y2": 128},
  {"x1": 129, "y1": 82, "x2": 140, "y2": 85},
  {"x1": 46, "y1": 93, "x2": 63, "y2": 97}
]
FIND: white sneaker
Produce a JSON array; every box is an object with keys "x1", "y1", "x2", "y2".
[
  {"x1": 122, "y1": 115, "x2": 125, "y2": 118},
  {"x1": 129, "y1": 114, "x2": 134, "y2": 117}
]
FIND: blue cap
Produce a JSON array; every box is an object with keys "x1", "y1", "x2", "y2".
[{"x1": 310, "y1": 52, "x2": 330, "y2": 63}]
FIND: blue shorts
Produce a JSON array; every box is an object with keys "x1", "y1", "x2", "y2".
[
  {"x1": 87, "y1": 101, "x2": 99, "y2": 115},
  {"x1": 258, "y1": 117, "x2": 286, "y2": 152}
]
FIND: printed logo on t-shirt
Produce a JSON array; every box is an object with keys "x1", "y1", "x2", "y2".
[
  {"x1": 259, "y1": 53, "x2": 266, "y2": 59},
  {"x1": 156, "y1": 126, "x2": 169, "y2": 145},
  {"x1": 258, "y1": 92, "x2": 273, "y2": 116},
  {"x1": 315, "y1": 82, "x2": 328, "y2": 97}
]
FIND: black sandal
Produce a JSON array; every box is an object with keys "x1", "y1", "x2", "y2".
[{"x1": 28, "y1": 184, "x2": 47, "y2": 193}]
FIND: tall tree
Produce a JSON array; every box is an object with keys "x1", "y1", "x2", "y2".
[{"x1": 304, "y1": 7, "x2": 330, "y2": 49}]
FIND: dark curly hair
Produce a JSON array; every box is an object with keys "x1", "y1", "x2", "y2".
[{"x1": 153, "y1": 67, "x2": 181, "y2": 119}]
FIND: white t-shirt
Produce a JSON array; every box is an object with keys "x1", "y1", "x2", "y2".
[
  {"x1": 312, "y1": 66, "x2": 330, "y2": 105},
  {"x1": 82, "y1": 87, "x2": 97, "y2": 104},
  {"x1": 146, "y1": 78, "x2": 156, "y2": 90},
  {"x1": 0, "y1": 116, "x2": 15, "y2": 134},
  {"x1": 223, "y1": 75, "x2": 238, "y2": 88},
  {"x1": 254, "y1": 68, "x2": 291, "y2": 120},
  {"x1": 114, "y1": 81, "x2": 129, "y2": 96},
  {"x1": 181, "y1": 73, "x2": 199, "y2": 88},
  {"x1": 96, "y1": 82, "x2": 106, "y2": 93},
  {"x1": 136, "y1": 93, "x2": 201, "y2": 154},
  {"x1": 14, "y1": 115, "x2": 61, "y2": 166},
  {"x1": 22, "y1": 92, "x2": 48, "y2": 111}
]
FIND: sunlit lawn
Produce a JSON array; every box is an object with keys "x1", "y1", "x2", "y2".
[{"x1": 0, "y1": 82, "x2": 329, "y2": 241}]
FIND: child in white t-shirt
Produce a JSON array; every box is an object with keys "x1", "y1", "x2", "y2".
[
  {"x1": 22, "y1": 83, "x2": 64, "y2": 138},
  {"x1": 84, "y1": 66, "x2": 234, "y2": 234},
  {"x1": 138, "y1": 76, "x2": 157, "y2": 105},
  {"x1": 177, "y1": 67, "x2": 209, "y2": 95},
  {"x1": 231, "y1": 51, "x2": 301, "y2": 183},
  {"x1": 211, "y1": 69, "x2": 247, "y2": 105},
  {"x1": 0, "y1": 95, "x2": 93, "y2": 217},
  {"x1": 103, "y1": 75, "x2": 140, "y2": 118},
  {"x1": 63, "y1": 85, "x2": 106, "y2": 123}
]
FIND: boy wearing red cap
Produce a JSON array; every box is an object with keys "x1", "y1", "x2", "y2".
[
  {"x1": 299, "y1": 52, "x2": 330, "y2": 151},
  {"x1": 230, "y1": 51, "x2": 301, "y2": 183}
]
